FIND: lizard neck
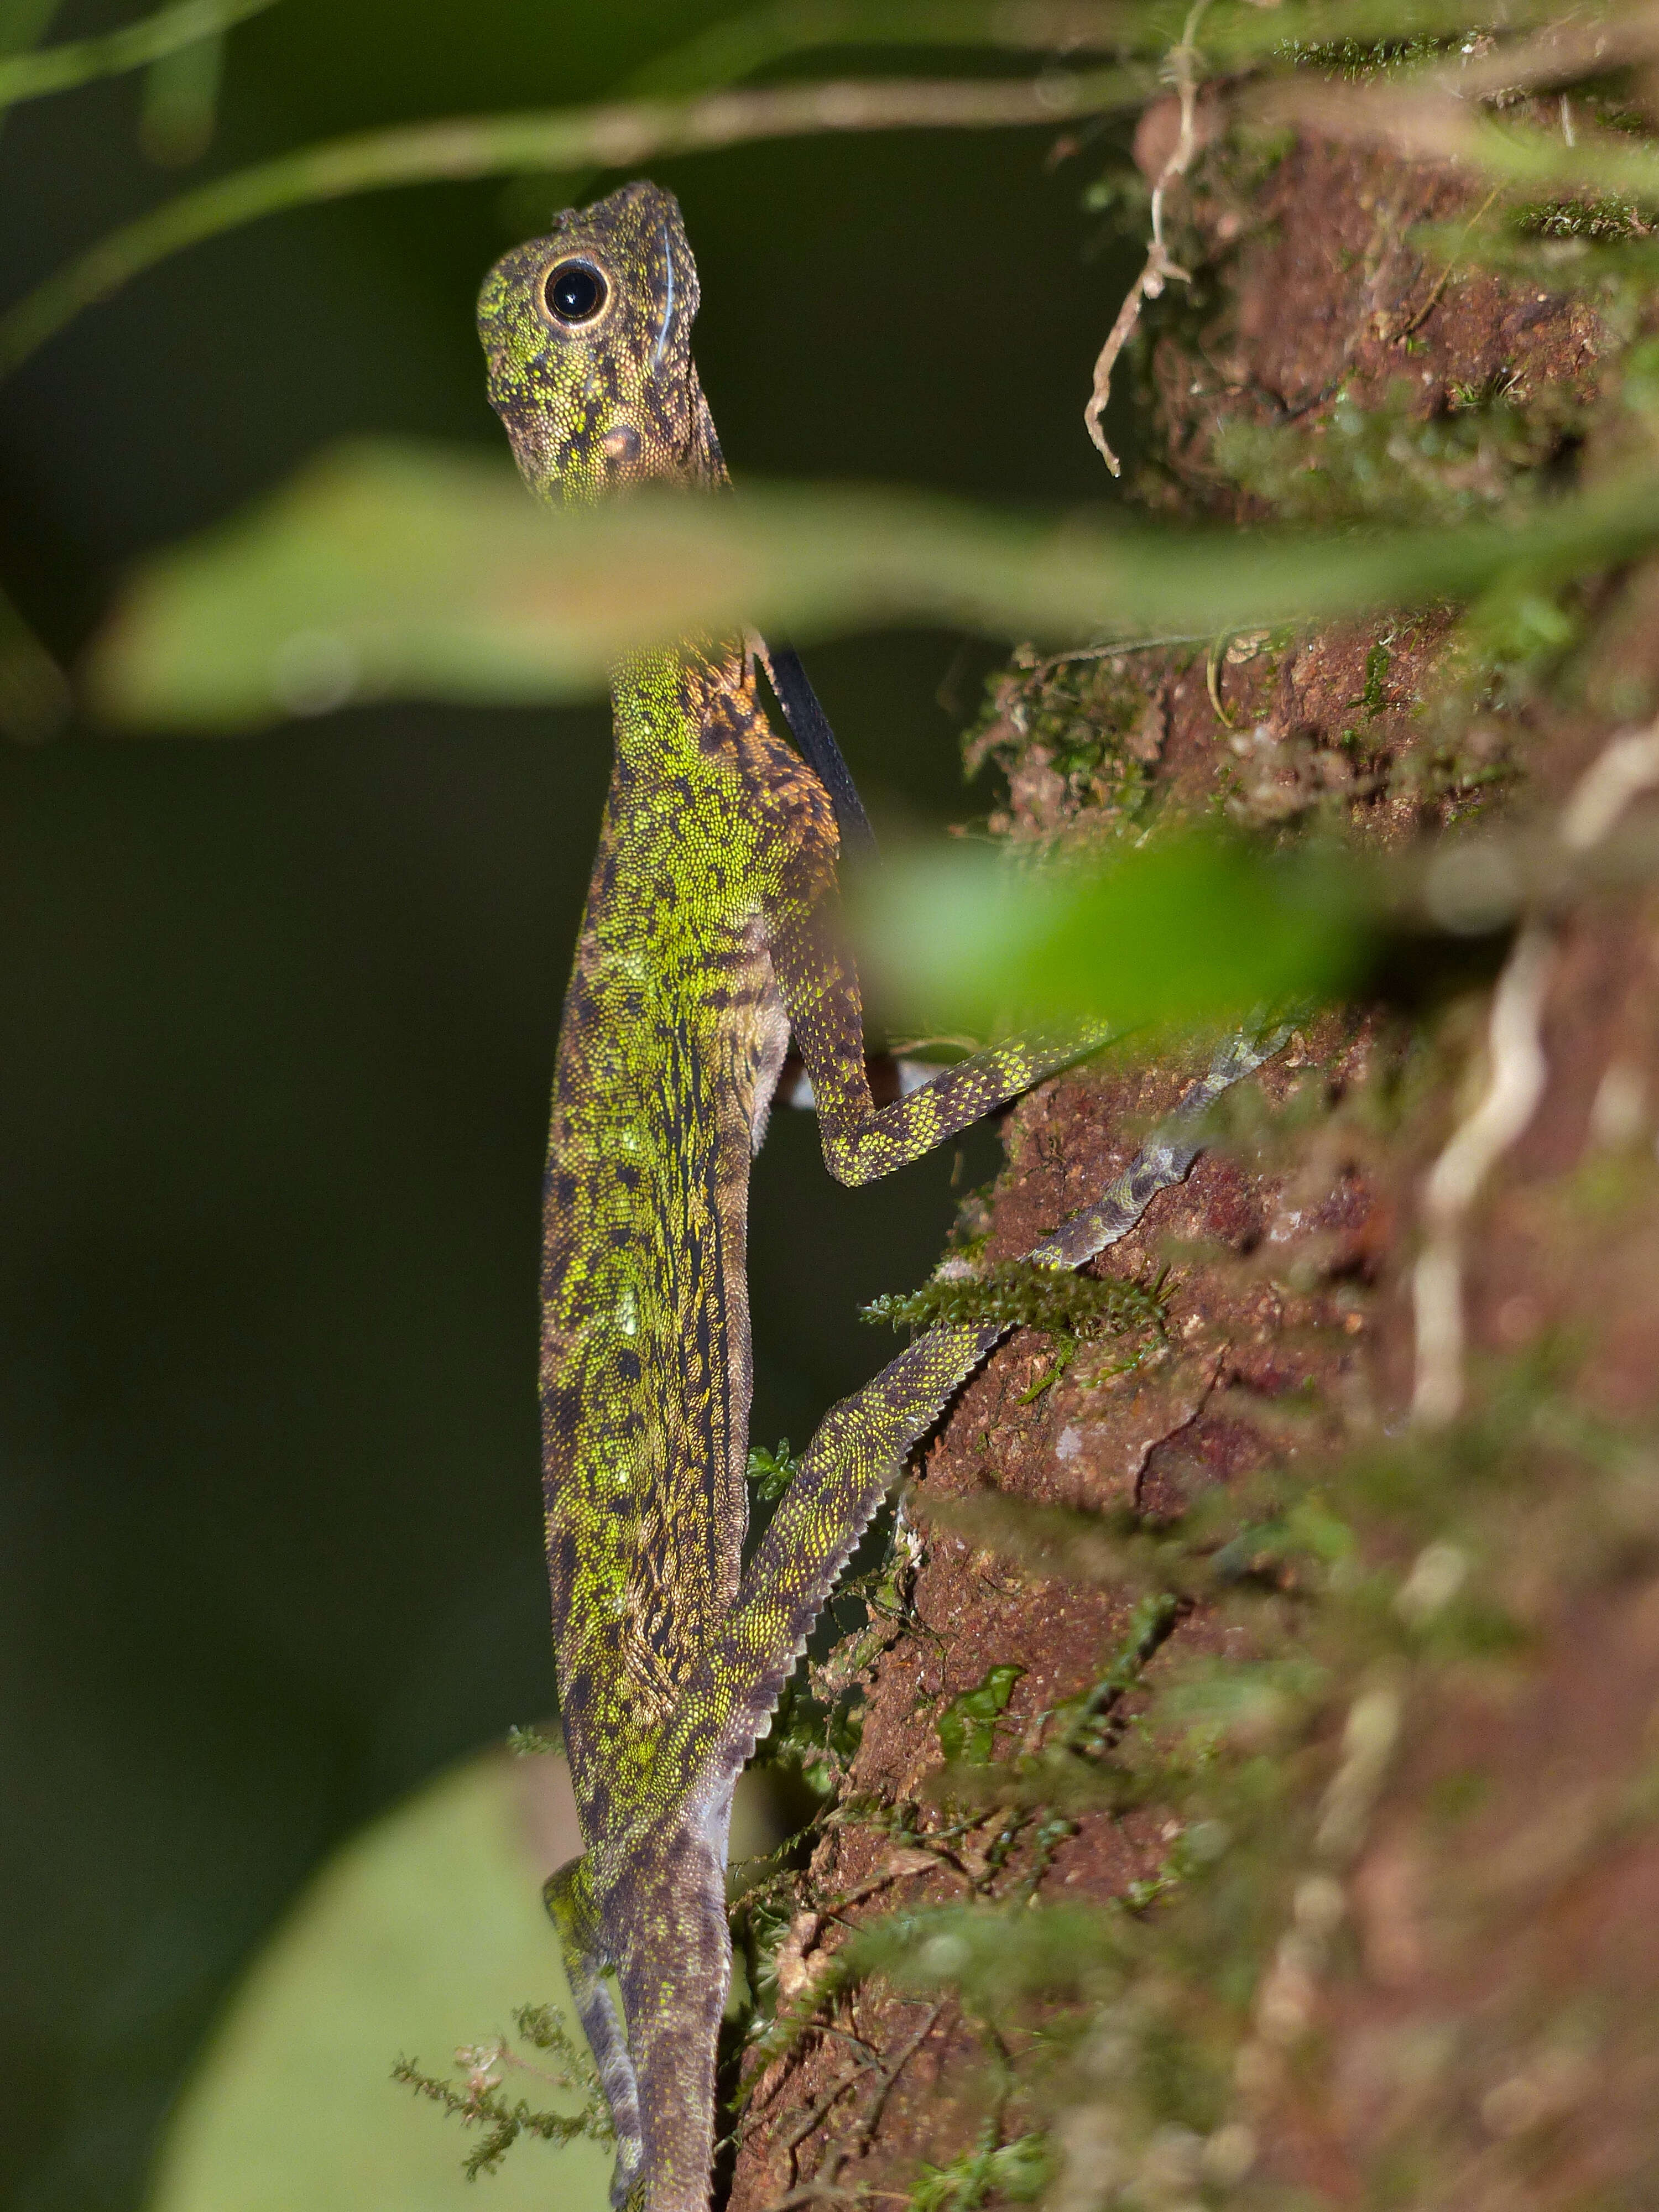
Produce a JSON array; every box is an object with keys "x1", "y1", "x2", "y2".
[
  {"x1": 608, "y1": 635, "x2": 754, "y2": 781},
  {"x1": 602, "y1": 367, "x2": 743, "y2": 775}
]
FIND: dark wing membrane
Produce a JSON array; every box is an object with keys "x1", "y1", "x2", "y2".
[{"x1": 760, "y1": 643, "x2": 878, "y2": 862}]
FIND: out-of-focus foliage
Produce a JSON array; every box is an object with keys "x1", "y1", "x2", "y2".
[
  {"x1": 778, "y1": 1375, "x2": 1659, "y2": 2208},
  {"x1": 0, "y1": 0, "x2": 1600, "y2": 376},
  {"x1": 84, "y1": 439, "x2": 1659, "y2": 728},
  {"x1": 147, "y1": 1751, "x2": 612, "y2": 2212},
  {"x1": 858, "y1": 834, "x2": 1363, "y2": 1035},
  {"x1": 0, "y1": 0, "x2": 274, "y2": 115}
]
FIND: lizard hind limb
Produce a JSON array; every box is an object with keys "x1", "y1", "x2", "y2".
[{"x1": 703, "y1": 1025, "x2": 1289, "y2": 1780}]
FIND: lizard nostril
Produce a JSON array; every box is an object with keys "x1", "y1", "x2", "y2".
[{"x1": 545, "y1": 260, "x2": 608, "y2": 325}]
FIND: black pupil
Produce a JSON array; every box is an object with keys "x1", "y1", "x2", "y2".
[{"x1": 547, "y1": 263, "x2": 606, "y2": 323}]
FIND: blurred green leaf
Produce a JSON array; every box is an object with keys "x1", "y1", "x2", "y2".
[
  {"x1": 86, "y1": 439, "x2": 1659, "y2": 730},
  {"x1": 148, "y1": 1750, "x2": 611, "y2": 2212},
  {"x1": 139, "y1": 21, "x2": 225, "y2": 167},
  {"x1": 858, "y1": 835, "x2": 1361, "y2": 1034}
]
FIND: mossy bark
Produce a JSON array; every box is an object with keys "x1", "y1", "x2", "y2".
[{"x1": 728, "y1": 92, "x2": 1659, "y2": 2212}]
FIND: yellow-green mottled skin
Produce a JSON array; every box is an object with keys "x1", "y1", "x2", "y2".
[{"x1": 478, "y1": 182, "x2": 1278, "y2": 2212}]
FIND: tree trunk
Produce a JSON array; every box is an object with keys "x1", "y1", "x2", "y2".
[{"x1": 728, "y1": 88, "x2": 1659, "y2": 2212}]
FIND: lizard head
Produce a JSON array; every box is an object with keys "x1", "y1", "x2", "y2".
[{"x1": 477, "y1": 180, "x2": 721, "y2": 506}]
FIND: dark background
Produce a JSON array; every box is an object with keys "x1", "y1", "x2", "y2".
[{"x1": 0, "y1": 4, "x2": 1135, "y2": 2202}]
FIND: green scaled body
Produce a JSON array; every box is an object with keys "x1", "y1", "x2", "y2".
[{"x1": 478, "y1": 182, "x2": 1279, "y2": 2212}]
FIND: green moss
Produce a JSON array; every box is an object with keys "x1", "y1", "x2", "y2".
[
  {"x1": 1355, "y1": 641, "x2": 1391, "y2": 717},
  {"x1": 908, "y1": 2130, "x2": 1052, "y2": 2212},
  {"x1": 1517, "y1": 195, "x2": 1655, "y2": 244},
  {"x1": 504, "y1": 1722, "x2": 562, "y2": 1758},
  {"x1": 964, "y1": 655, "x2": 1166, "y2": 833},
  {"x1": 937, "y1": 1664, "x2": 1026, "y2": 1767},
  {"x1": 860, "y1": 1258, "x2": 1166, "y2": 1343},
  {"x1": 394, "y1": 2002, "x2": 611, "y2": 2181},
  {"x1": 1284, "y1": 33, "x2": 1462, "y2": 76},
  {"x1": 1211, "y1": 377, "x2": 1583, "y2": 530}
]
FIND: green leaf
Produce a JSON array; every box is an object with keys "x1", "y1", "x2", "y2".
[
  {"x1": 858, "y1": 833, "x2": 1362, "y2": 1034},
  {"x1": 84, "y1": 440, "x2": 1659, "y2": 730},
  {"x1": 147, "y1": 1750, "x2": 612, "y2": 2212},
  {"x1": 937, "y1": 1662, "x2": 1025, "y2": 1765},
  {"x1": 745, "y1": 1438, "x2": 801, "y2": 1503}
]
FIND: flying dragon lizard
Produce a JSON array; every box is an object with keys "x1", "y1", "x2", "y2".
[{"x1": 476, "y1": 178, "x2": 1279, "y2": 2212}]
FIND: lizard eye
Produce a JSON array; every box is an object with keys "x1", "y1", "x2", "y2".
[{"x1": 545, "y1": 260, "x2": 608, "y2": 326}]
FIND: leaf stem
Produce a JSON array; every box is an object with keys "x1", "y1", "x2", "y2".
[
  {"x1": 0, "y1": 0, "x2": 275, "y2": 111},
  {"x1": 0, "y1": 66, "x2": 1142, "y2": 378}
]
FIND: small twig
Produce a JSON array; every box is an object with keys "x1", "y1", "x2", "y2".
[
  {"x1": 1558, "y1": 723, "x2": 1659, "y2": 851},
  {"x1": 824, "y1": 1848, "x2": 953, "y2": 1922},
  {"x1": 1204, "y1": 630, "x2": 1235, "y2": 727},
  {"x1": 1410, "y1": 921, "x2": 1554, "y2": 1429},
  {"x1": 813, "y1": 2021, "x2": 884, "y2": 2062},
  {"x1": 1230, "y1": 1681, "x2": 1401, "y2": 2110},
  {"x1": 1411, "y1": 721, "x2": 1659, "y2": 1426},
  {"x1": 853, "y1": 2000, "x2": 947, "y2": 2152},
  {"x1": 1085, "y1": 0, "x2": 1212, "y2": 474},
  {"x1": 1385, "y1": 183, "x2": 1501, "y2": 343},
  {"x1": 619, "y1": 1, "x2": 1152, "y2": 101},
  {"x1": 781, "y1": 2057, "x2": 878, "y2": 2181},
  {"x1": 0, "y1": 64, "x2": 1144, "y2": 377},
  {"x1": 767, "y1": 1994, "x2": 947, "y2": 2202},
  {"x1": 1024, "y1": 629, "x2": 1213, "y2": 677}
]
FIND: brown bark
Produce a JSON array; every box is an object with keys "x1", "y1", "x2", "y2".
[{"x1": 729, "y1": 111, "x2": 1659, "y2": 2212}]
